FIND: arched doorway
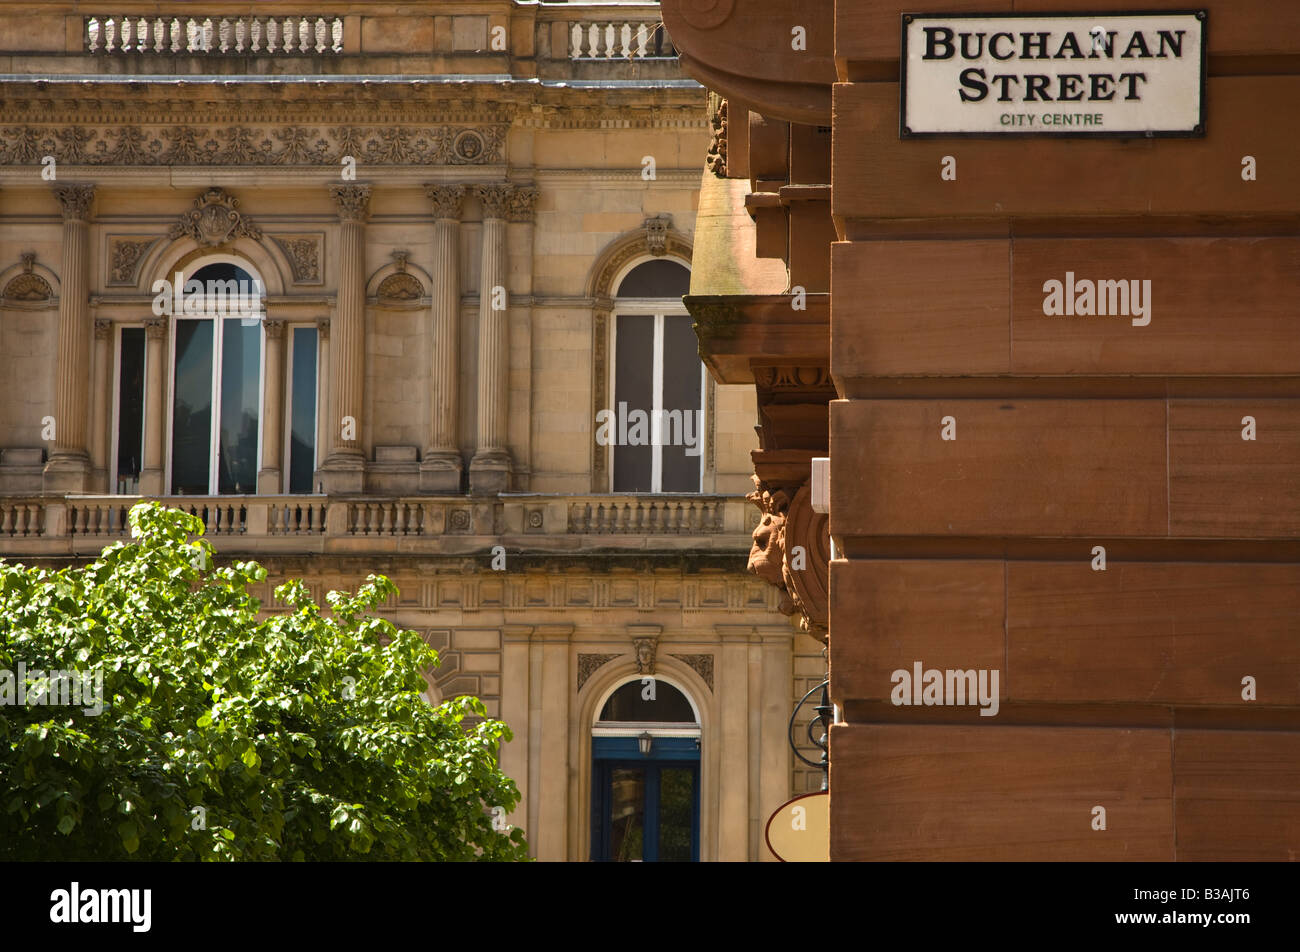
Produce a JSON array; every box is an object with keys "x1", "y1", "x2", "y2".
[{"x1": 590, "y1": 676, "x2": 701, "y2": 862}]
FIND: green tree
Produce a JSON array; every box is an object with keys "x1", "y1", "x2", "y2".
[{"x1": 0, "y1": 502, "x2": 528, "y2": 861}]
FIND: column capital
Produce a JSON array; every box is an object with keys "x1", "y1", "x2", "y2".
[
  {"x1": 316, "y1": 317, "x2": 330, "y2": 340},
  {"x1": 425, "y1": 184, "x2": 467, "y2": 220},
  {"x1": 263, "y1": 318, "x2": 286, "y2": 340},
  {"x1": 506, "y1": 185, "x2": 539, "y2": 223},
  {"x1": 475, "y1": 184, "x2": 514, "y2": 220},
  {"x1": 94, "y1": 318, "x2": 113, "y2": 339},
  {"x1": 53, "y1": 184, "x2": 95, "y2": 222},
  {"x1": 144, "y1": 316, "x2": 167, "y2": 339},
  {"x1": 330, "y1": 184, "x2": 372, "y2": 223}
]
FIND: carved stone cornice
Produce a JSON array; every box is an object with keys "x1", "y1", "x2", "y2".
[
  {"x1": 53, "y1": 184, "x2": 94, "y2": 222},
  {"x1": 425, "y1": 184, "x2": 467, "y2": 220},
  {"x1": 170, "y1": 188, "x2": 260, "y2": 247},
  {"x1": 476, "y1": 184, "x2": 513, "y2": 220},
  {"x1": 0, "y1": 123, "x2": 508, "y2": 168},
  {"x1": 330, "y1": 185, "x2": 372, "y2": 223}
]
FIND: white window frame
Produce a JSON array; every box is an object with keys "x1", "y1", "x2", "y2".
[
  {"x1": 163, "y1": 256, "x2": 266, "y2": 497},
  {"x1": 608, "y1": 282, "x2": 706, "y2": 494}
]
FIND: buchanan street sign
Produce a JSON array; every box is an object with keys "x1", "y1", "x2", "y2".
[{"x1": 901, "y1": 11, "x2": 1206, "y2": 137}]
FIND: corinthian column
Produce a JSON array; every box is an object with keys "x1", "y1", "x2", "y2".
[
  {"x1": 470, "y1": 184, "x2": 514, "y2": 494},
  {"x1": 44, "y1": 184, "x2": 95, "y2": 492},
  {"x1": 320, "y1": 184, "x2": 370, "y2": 494},
  {"x1": 139, "y1": 316, "x2": 168, "y2": 496},
  {"x1": 421, "y1": 184, "x2": 466, "y2": 493}
]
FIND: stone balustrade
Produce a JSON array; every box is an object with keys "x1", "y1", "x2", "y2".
[
  {"x1": 86, "y1": 15, "x2": 344, "y2": 54},
  {"x1": 0, "y1": 494, "x2": 755, "y2": 559}
]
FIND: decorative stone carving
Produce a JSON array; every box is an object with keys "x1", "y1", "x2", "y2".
[
  {"x1": 3, "y1": 253, "x2": 53, "y2": 302},
  {"x1": 448, "y1": 508, "x2": 472, "y2": 532},
  {"x1": 632, "y1": 636, "x2": 658, "y2": 675},
  {"x1": 144, "y1": 316, "x2": 167, "y2": 339},
  {"x1": 316, "y1": 317, "x2": 330, "y2": 340},
  {"x1": 752, "y1": 365, "x2": 832, "y2": 390},
  {"x1": 505, "y1": 186, "x2": 539, "y2": 223},
  {"x1": 170, "y1": 188, "x2": 261, "y2": 247},
  {"x1": 263, "y1": 319, "x2": 285, "y2": 340},
  {"x1": 377, "y1": 250, "x2": 425, "y2": 301},
  {"x1": 707, "y1": 97, "x2": 728, "y2": 178},
  {"x1": 108, "y1": 238, "x2": 156, "y2": 286},
  {"x1": 93, "y1": 318, "x2": 112, "y2": 339},
  {"x1": 475, "y1": 184, "x2": 513, "y2": 219},
  {"x1": 746, "y1": 475, "x2": 829, "y2": 637},
  {"x1": 53, "y1": 184, "x2": 95, "y2": 221},
  {"x1": 425, "y1": 184, "x2": 467, "y2": 220},
  {"x1": 669, "y1": 653, "x2": 715, "y2": 690},
  {"x1": 0, "y1": 123, "x2": 507, "y2": 168},
  {"x1": 644, "y1": 215, "x2": 671, "y2": 256},
  {"x1": 270, "y1": 235, "x2": 322, "y2": 285},
  {"x1": 578, "y1": 653, "x2": 622, "y2": 691},
  {"x1": 330, "y1": 185, "x2": 372, "y2": 223}
]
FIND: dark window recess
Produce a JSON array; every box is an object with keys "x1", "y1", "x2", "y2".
[
  {"x1": 660, "y1": 315, "x2": 702, "y2": 493},
  {"x1": 289, "y1": 326, "x2": 318, "y2": 493},
  {"x1": 115, "y1": 328, "x2": 146, "y2": 493},
  {"x1": 613, "y1": 314, "x2": 654, "y2": 492},
  {"x1": 616, "y1": 260, "x2": 691, "y2": 298},
  {"x1": 170, "y1": 318, "x2": 214, "y2": 496},
  {"x1": 599, "y1": 679, "x2": 697, "y2": 723}
]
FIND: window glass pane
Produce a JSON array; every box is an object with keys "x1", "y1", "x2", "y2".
[
  {"x1": 613, "y1": 314, "x2": 654, "y2": 492},
  {"x1": 218, "y1": 317, "x2": 261, "y2": 495},
  {"x1": 599, "y1": 679, "x2": 696, "y2": 723},
  {"x1": 660, "y1": 315, "x2": 702, "y2": 492},
  {"x1": 658, "y1": 768, "x2": 695, "y2": 862},
  {"x1": 116, "y1": 328, "x2": 145, "y2": 494},
  {"x1": 610, "y1": 768, "x2": 645, "y2": 862},
  {"x1": 289, "y1": 326, "x2": 318, "y2": 494},
  {"x1": 616, "y1": 260, "x2": 690, "y2": 298},
  {"x1": 170, "y1": 319, "x2": 213, "y2": 495}
]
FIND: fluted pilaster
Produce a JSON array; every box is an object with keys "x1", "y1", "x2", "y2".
[
  {"x1": 139, "y1": 316, "x2": 167, "y2": 495},
  {"x1": 320, "y1": 184, "x2": 370, "y2": 493},
  {"x1": 421, "y1": 184, "x2": 466, "y2": 492},
  {"x1": 470, "y1": 184, "x2": 515, "y2": 494},
  {"x1": 44, "y1": 184, "x2": 95, "y2": 492}
]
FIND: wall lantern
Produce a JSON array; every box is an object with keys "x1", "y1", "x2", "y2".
[{"x1": 638, "y1": 732, "x2": 653, "y2": 756}]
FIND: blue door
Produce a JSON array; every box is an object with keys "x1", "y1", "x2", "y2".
[{"x1": 591, "y1": 737, "x2": 700, "y2": 862}]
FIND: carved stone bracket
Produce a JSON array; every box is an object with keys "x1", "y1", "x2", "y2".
[{"x1": 746, "y1": 470, "x2": 829, "y2": 639}]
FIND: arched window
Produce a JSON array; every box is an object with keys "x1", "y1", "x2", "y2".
[
  {"x1": 591, "y1": 674, "x2": 701, "y2": 862},
  {"x1": 167, "y1": 263, "x2": 264, "y2": 495},
  {"x1": 609, "y1": 259, "x2": 703, "y2": 493}
]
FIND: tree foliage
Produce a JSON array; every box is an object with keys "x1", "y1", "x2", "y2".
[{"x1": 0, "y1": 502, "x2": 528, "y2": 861}]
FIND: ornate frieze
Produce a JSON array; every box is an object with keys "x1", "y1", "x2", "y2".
[
  {"x1": 0, "y1": 124, "x2": 507, "y2": 167},
  {"x1": 170, "y1": 188, "x2": 261, "y2": 247}
]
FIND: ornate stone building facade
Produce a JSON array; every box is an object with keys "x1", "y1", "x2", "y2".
[{"x1": 0, "y1": 1, "x2": 825, "y2": 861}]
